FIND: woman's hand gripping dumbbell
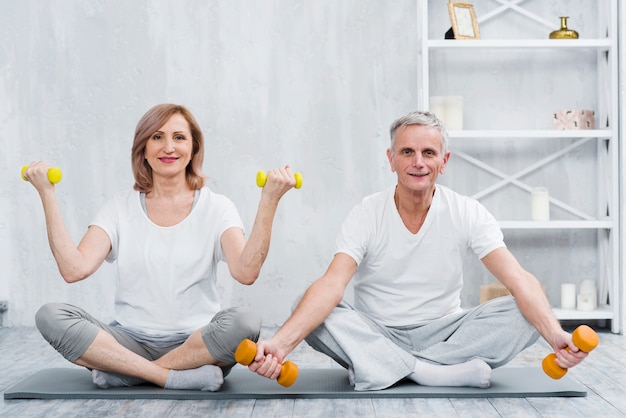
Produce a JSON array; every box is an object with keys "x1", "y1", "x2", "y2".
[
  {"x1": 256, "y1": 171, "x2": 303, "y2": 189},
  {"x1": 235, "y1": 339, "x2": 299, "y2": 387},
  {"x1": 542, "y1": 325, "x2": 598, "y2": 379},
  {"x1": 21, "y1": 164, "x2": 63, "y2": 184}
]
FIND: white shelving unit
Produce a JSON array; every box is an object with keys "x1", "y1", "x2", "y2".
[{"x1": 418, "y1": 0, "x2": 620, "y2": 333}]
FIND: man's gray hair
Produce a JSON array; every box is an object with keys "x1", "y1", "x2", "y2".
[{"x1": 389, "y1": 111, "x2": 449, "y2": 155}]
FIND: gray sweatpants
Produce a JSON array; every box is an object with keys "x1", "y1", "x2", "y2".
[
  {"x1": 304, "y1": 296, "x2": 539, "y2": 390},
  {"x1": 35, "y1": 303, "x2": 261, "y2": 375}
]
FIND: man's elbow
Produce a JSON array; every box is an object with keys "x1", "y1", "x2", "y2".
[{"x1": 310, "y1": 277, "x2": 345, "y2": 306}]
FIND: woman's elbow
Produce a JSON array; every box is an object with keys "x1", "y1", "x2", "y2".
[
  {"x1": 231, "y1": 269, "x2": 260, "y2": 286},
  {"x1": 58, "y1": 265, "x2": 91, "y2": 284},
  {"x1": 60, "y1": 272, "x2": 84, "y2": 283}
]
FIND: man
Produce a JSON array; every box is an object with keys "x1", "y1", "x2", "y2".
[{"x1": 248, "y1": 110, "x2": 587, "y2": 390}]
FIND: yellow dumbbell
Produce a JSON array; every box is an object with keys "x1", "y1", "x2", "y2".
[
  {"x1": 21, "y1": 165, "x2": 63, "y2": 184},
  {"x1": 256, "y1": 171, "x2": 303, "y2": 189}
]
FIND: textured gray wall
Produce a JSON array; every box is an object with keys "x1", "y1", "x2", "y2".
[
  {"x1": 2, "y1": 1, "x2": 413, "y2": 326},
  {"x1": 1, "y1": 1, "x2": 621, "y2": 328}
]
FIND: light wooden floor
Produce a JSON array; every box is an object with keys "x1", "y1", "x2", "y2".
[{"x1": 1, "y1": 324, "x2": 625, "y2": 417}]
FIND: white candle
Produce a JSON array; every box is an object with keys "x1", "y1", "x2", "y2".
[
  {"x1": 444, "y1": 96, "x2": 464, "y2": 130},
  {"x1": 429, "y1": 96, "x2": 447, "y2": 122},
  {"x1": 429, "y1": 96, "x2": 464, "y2": 130},
  {"x1": 561, "y1": 283, "x2": 576, "y2": 310},
  {"x1": 577, "y1": 294, "x2": 596, "y2": 311},
  {"x1": 578, "y1": 279, "x2": 597, "y2": 310},
  {"x1": 531, "y1": 187, "x2": 550, "y2": 221}
]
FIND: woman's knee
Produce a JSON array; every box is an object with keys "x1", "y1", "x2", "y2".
[
  {"x1": 201, "y1": 307, "x2": 261, "y2": 365},
  {"x1": 204, "y1": 307, "x2": 261, "y2": 344},
  {"x1": 35, "y1": 303, "x2": 72, "y2": 340},
  {"x1": 35, "y1": 303, "x2": 100, "y2": 362},
  {"x1": 230, "y1": 307, "x2": 262, "y2": 340}
]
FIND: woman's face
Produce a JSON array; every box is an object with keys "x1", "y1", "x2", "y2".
[{"x1": 144, "y1": 113, "x2": 194, "y2": 182}]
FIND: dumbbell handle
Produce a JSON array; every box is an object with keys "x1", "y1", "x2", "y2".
[
  {"x1": 542, "y1": 325, "x2": 598, "y2": 379},
  {"x1": 256, "y1": 171, "x2": 303, "y2": 189},
  {"x1": 234, "y1": 339, "x2": 299, "y2": 387},
  {"x1": 21, "y1": 165, "x2": 63, "y2": 184}
]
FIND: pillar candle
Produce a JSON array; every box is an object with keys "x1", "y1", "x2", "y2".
[
  {"x1": 429, "y1": 96, "x2": 446, "y2": 122},
  {"x1": 577, "y1": 294, "x2": 596, "y2": 311},
  {"x1": 444, "y1": 96, "x2": 464, "y2": 130},
  {"x1": 578, "y1": 279, "x2": 597, "y2": 311},
  {"x1": 560, "y1": 283, "x2": 576, "y2": 310},
  {"x1": 531, "y1": 187, "x2": 550, "y2": 221},
  {"x1": 429, "y1": 96, "x2": 464, "y2": 130}
]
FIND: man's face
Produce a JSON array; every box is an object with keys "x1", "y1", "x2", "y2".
[{"x1": 386, "y1": 124, "x2": 450, "y2": 193}]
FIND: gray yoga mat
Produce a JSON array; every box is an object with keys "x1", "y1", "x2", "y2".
[{"x1": 4, "y1": 367, "x2": 586, "y2": 400}]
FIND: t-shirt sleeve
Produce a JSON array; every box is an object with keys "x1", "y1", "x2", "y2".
[
  {"x1": 90, "y1": 195, "x2": 119, "y2": 263},
  {"x1": 468, "y1": 200, "x2": 505, "y2": 259},
  {"x1": 334, "y1": 202, "x2": 370, "y2": 265},
  {"x1": 215, "y1": 196, "x2": 245, "y2": 262}
]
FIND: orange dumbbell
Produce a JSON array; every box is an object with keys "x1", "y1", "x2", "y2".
[
  {"x1": 235, "y1": 339, "x2": 299, "y2": 387},
  {"x1": 256, "y1": 171, "x2": 303, "y2": 189},
  {"x1": 542, "y1": 325, "x2": 599, "y2": 379}
]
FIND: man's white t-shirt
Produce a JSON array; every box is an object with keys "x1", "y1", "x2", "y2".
[
  {"x1": 90, "y1": 187, "x2": 244, "y2": 334},
  {"x1": 335, "y1": 184, "x2": 505, "y2": 327}
]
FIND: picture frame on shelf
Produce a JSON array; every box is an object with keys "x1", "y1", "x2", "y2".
[{"x1": 448, "y1": 2, "x2": 480, "y2": 39}]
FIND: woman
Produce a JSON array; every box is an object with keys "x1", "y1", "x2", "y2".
[{"x1": 24, "y1": 104, "x2": 297, "y2": 391}]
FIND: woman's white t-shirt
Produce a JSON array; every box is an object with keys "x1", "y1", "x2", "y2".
[{"x1": 90, "y1": 187, "x2": 244, "y2": 334}]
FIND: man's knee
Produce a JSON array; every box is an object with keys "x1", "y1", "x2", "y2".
[{"x1": 487, "y1": 296, "x2": 539, "y2": 344}]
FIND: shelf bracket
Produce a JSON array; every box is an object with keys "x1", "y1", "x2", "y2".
[
  {"x1": 454, "y1": 137, "x2": 597, "y2": 220},
  {"x1": 476, "y1": 0, "x2": 555, "y2": 30}
]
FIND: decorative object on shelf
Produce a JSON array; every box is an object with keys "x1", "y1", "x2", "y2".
[
  {"x1": 531, "y1": 187, "x2": 550, "y2": 221},
  {"x1": 549, "y1": 16, "x2": 579, "y2": 39},
  {"x1": 577, "y1": 280, "x2": 597, "y2": 311},
  {"x1": 553, "y1": 109, "x2": 595, "y2": 130},
  {"x1": 479, "y1": 282, "x2": 510, "y2": 303},
  {"x1": 560, "y1": 283, "x2": 576, "y2": 310},
  {"x1": 429, "y1": 96, "x2": 463, "y2": 130},
  {"x1": 479, "y1": 281, "x2": 545, "y2": 304},
  {"x1": 447, "y1": 2, "x2": 480, "y2": 40}
]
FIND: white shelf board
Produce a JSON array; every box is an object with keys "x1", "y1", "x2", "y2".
[
  {"x1": 499, "y1": 221, "x2": 614, "y2": 230},
  {"x1": 553, "y1": 306, "x2": 613, "y2": 320},
  {"x1": 447, "y1": 130, "x2": 612, "y2": 139},
  {"x1": 427, "y1": 39, "x2": 611, "y2": 49}
]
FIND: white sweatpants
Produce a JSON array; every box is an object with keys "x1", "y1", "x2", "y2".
[{"x1": 304, "y1": 296, "x2": 539, "y2": 390}]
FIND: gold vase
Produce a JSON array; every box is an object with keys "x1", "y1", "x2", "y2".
[{"x1": 549, "y1": 16, "x2": 579, "y2": 39}]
